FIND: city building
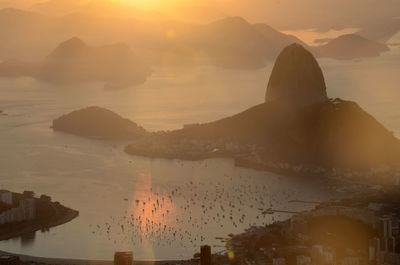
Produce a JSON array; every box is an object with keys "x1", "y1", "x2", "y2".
[
  {"x1": 273, "y1": 258, "x2": 286, "y2": 265},
  {"x1": 114, "y1": 252, "x2": 133, "y2": 265},
  {"x1": 19, "y1": 198, "x2": 36, "y2": 221},
  {"x1": 297, "y1": 255, "x2": 311, "y2": 265},
  {"x1": 291, "y1": 216, "x2": 308, "y2": 235},
  {"x1": 0, "y1": 255, "x2": 20, "y2": 265},
  {"x1": 370, "y1": 238, "x2": 381, "y2": 261},
  {"x1": 340, "y1": 257, "x2": 359, "y2": 265},
  {"x1": 377, "y1": 252, "x2": 400, "y2": 265},
  {"x1": 388, "y1": 237, "x2": 396, "y2": 253},
  {"x1": 381, "y1": 218, "x2": 393, "y2": 239},
  {"x1": 311, "y1": 245, "x2": 336, "y2": 265},
  {"x1": 0, "y1": 198, "x2": 36, "y2": 225},
  {"x1": 201, "y1": 245, "x2": 211, "y2": 265},
  {"x1": 0, "y1": 190, "x2": 12, "y2": 205}
]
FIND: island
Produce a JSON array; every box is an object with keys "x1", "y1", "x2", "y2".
[
  {"x1": 52, "y1": 106, "x2": 148, "y2": 140},
  {"x1": 0, "y1": 37, "x2": 152, "y2": 89},
  {"x1": 0, "y1": 190, "x2": 79, "y2": 241},
  {"x1": 314, "y1": 34, "x2": 390, "y2": 60}
]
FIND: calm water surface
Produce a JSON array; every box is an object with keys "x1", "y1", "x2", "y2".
[{"x1": 0, "y1": 34, "x2": 399, "y2": 260}]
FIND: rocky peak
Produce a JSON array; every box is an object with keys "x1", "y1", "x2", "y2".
[
  {"x1": 265, "y1": 43, "x2": 328, "y2": 107},
  {"x1": 46, "y1": 37, "x2": 87, "y2": 59}
]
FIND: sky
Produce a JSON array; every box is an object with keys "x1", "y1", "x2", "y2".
[{"x1": 0, "y1": 0, "x2": 399, "y2": 30}]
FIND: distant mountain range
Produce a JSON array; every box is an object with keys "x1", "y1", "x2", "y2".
[
  {"x1": 161, "y1": 16, "x2": 306, "y2": 68},
  {"x1": 2, "y1": 0, "x2": 399, "y2": 34},
  {"x1": 0, "y1": 37, "x2": 151, "y2": 88},
  {"x1": 0, "y1": 8, "x2": 390, "y2": 70}
]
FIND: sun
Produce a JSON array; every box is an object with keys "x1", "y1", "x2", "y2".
[{"x1": 115, "y1": 0, "x2": 186, "y2": 10}]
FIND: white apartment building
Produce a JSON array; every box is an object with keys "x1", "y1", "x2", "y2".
[
  {"x1": 0, "y1": 190, "x2": 12, "y2": 205},
  {"x1": 0, "y1": 197, "x2": 36, "y2": 225}
]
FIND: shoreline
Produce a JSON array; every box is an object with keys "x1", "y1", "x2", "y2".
[
  {"x1": 0, "y1": 208, "x2": 79, "y2": 241},
  {"x1": 124, "y1": 148, "x2": 325, "y2": 180},
  {"x1": 0, "y1": 250, "x2": 192, "y2": 265},
  {"x1": 124, "y1": 147, "x2": 398, "y2": 187},
  {"x1": 0, "y1": 194, "x2": 79, "y2": 241},
  {"x1": 123, "y1": 147, "x2": 302, "y2": 175}
]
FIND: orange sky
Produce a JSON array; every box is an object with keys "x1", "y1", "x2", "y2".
[{"x1": 0, "y1": 0, "x2": 399, "y2": 30}]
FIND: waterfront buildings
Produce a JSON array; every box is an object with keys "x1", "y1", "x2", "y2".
[
  {"x1": 0, "y1": 255, "x2": 20, "y2": 265},
  {"x1": 0, "y1": 191, "x2": 12, "y2": 206},
  {"x1": 0, "y1": 192, "x2": 36, "y2": 225}
]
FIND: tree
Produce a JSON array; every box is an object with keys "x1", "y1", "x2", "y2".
[{"x1": 23, "y1": 190, "x2": 35, "y2": 198}]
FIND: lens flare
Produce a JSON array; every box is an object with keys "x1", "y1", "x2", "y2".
[{"x1": 228, "y1": 250, "x2": 235, "y2": 261}]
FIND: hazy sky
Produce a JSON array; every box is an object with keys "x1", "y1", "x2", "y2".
[
  {"x1": 0, "y1": 0, "x2": 399, "y2": 30},
  {"x1": 216, "y1": 0, "x2": 400, "y2": 30}
]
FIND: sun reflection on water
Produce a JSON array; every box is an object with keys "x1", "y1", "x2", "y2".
[{"x1": 129, "y1": 173, "x2": 178, "y2": 241}]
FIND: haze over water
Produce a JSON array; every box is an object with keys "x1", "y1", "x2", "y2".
[{"x1": 0, "y1": 33, "x2": 399, "y2": 260}]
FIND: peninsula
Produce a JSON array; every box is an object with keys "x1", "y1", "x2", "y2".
[
  {"x1": 125, "y1": 44, "x2": 400, "y2": 182},
  {"x1": 53, "y1": 44, "x2": 400, "y2": 184},
  {"x1": 0, "y1": 190, "x2": 79, "y2": 241}
]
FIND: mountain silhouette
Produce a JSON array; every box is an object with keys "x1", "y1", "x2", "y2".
[
  {"x1": 160, "y1": 44, "x2": 400, "y2": 169},
  {"x1": 0, "y1": 37, "x2": 152, "y2": 89},
  {"x1": 315, "y1": 34, "x2": 389, "y2": 60},
  {"x1": 266, "y1": 43, "x2": 327, "y2": 107},
  {"x1": 52, "y1": 106, "x2": 148, "y2": 140}
]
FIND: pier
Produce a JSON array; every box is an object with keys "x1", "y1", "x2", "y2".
[
  {"x1": 262, "y1": 209, "x2": 301, "y2": 215},
  {"x1": 288, "y1": 200, "x2": 322, "y2": 204}
]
